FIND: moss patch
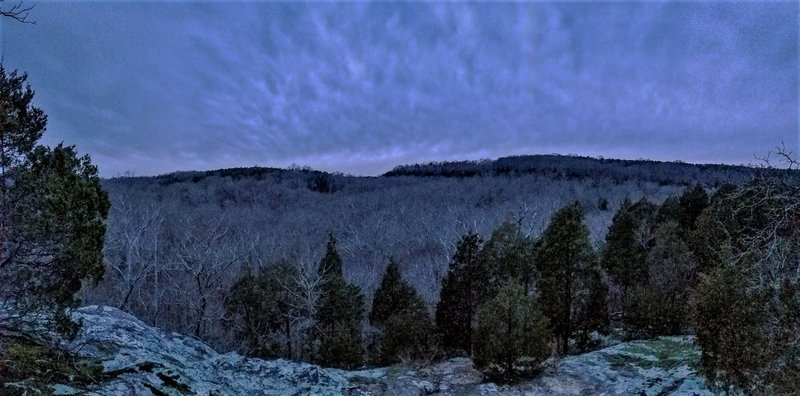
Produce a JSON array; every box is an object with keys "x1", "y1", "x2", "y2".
[
  {"x1": 605, "y1": 337, "x2": 700, "y2": 371},
  {"x1": 0, "y1": 336, "x2": 103, "y2": 395}
]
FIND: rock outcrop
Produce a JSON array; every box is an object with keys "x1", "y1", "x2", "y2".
[{"x1": 42, "y1": 306, "x2": 714, "y2": 395}]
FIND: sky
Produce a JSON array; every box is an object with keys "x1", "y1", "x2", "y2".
[{"x1": 1, "y1": 1, "x2": 798, "y2": 177}]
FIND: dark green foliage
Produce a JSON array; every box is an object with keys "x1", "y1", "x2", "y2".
[
  {"x1": 435, "y1": 231, "x2": 483, "y2": 355},
  {"x1": 370, "y1": 259, "x2": 435, "y2": 364},
  {"x1": 316, "y1": 277, "x2": 365, "y2": 369},
  {"x1": 473, "y1": 282, "x2": 551, "y2": 383},
  {"x1": 655, "y1": 196, "x2": 681, "y2": 226},
  {"x1": 0, "y1": 66, "x2": 109, "y2": 336},
  {"x1": 318, "y1": 233, "x2": 343, "y2": 280},
  {"x1": 313, "y1": 236, "x2": 365, "y2": 369},
  {"x1": 535, "y1": 202, "x2": 596, "y2": 355},
  {"x1": 691, "y1": 176, "x2": 800, "y2": 393},
  {"x1": 677, "y1": 184, "x2": 708, "y2": 232},
  {"x1": 225, "y1": 264, "x2": 298, "y2": 359},
  {"x1": 602, "y1": 198, "x2": 648, "y2": 300},
  {"x1": 574, "y1": 266, "x2": 610, "y2": 348},
  {"x1": 626, "y1": 222, "x2": 696, "y2": 336},
  {"x1": 480, "y1": 221, "x2": 535, "y2": 294},
  {"x1": 694, "y1": 266, "x2": 768, "y2": 391},
  {"x1": 317, "y1": 318, "x2": 364, "y2": 369},
  {"x1": 0, "y1": 336, "x2": 103, "y2": 394},
  {"x1": 370, "y1": 259, "x2": 425, "y2": 326},
  {"x1": 371, "y1": 304, "x2": 435, "y2": 365}
]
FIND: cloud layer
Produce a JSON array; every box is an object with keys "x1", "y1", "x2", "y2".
[{"x1": 3, "y1": 2, "x2": 797, "y2": 176}]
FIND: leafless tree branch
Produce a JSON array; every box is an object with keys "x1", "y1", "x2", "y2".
[{"x1": 0, "y1": 1, "x2": 35, "y2": 24}]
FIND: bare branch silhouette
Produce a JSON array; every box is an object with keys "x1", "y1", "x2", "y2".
[{"x1": 0, "y1": 1, "x2": 35, "y2": 24}]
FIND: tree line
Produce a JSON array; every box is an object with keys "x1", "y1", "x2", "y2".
[{"x1": 224, "y1": 175, "x2": 799, "y2": 392}]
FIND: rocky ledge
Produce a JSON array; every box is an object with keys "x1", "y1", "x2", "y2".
[{"x1": 24, "y1": 306, "x2": 713, "y2": 395}]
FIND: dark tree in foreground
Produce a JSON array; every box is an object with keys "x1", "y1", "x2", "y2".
[
  {"x1": 535, "y1": 202, "x2": 595, "y2": 355},
  {"x1": 692, "y1": 170, "x2": 800, "y2": 394},
  {"x1": 473, "y1": 282, "x2": 550, "y2": 383},
  {"x1": 626, "y1": 221, "x2": 696, "y2": 336},
  {"x1": 480, "y1": 222, "x2": 534, "y2": 295},
  {"x1": 573, "y1": 265, "x2": 609, "y2": 348},
  {"x1": 370, "y1": 259, "x2": 435, "y2": 364},
  {"x1": 0, "y1": 66, "x2": 109, "y2": 336},
  {"x1": 370, "y1": 258, "x2": 425, "y2": 326},
  {"x1": 601, "y1": 198, "x2": 647, "y2": 310},
  {"x1": 225, "y1": 264, "x2": 298, "y2": 359},
  {"x1": 313, "y1": 236, "x2": 365, "y2": 369},
  {"x1": 435, "y1": 231, "x2": 483, "y2": 355}
]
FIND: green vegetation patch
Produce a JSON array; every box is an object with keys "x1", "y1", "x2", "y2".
[
  {"x1": 0, "y1": 336, "x2": 103, "y2": 395},
  {"x1": 605, "y1": 337, "x2": 700, "y2": 371}
]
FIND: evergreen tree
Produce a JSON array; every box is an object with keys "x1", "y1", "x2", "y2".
[
  {"x1": 480, "y1": 221, "x2": 534, "y2": 294},
  {"x1": 655, "y1": 196, "x2": 681, "y2": 226},
  {"x1": 689, "y1": 184, "x2": 737, "y2": 274},
  {"x1": 435, "y1": 231, "x2": 483, "y2": 355},
  {"x1": 370, "y1": 258, "x2": 435, "y2": 364},
  {"x1": 601, "y1": 198, "x2": 646, "y2": 302},
  {"x1": 691, "y1": 176, "x2": 800, "y2": 393},
  {"x1": 318, "y1": 233, "x2": 343, "y2": 281},
  {"x1": 370, "y1": 258, "x2": 425, "y2": 326},
  {"x1": 373, "y1": 307, "x2": 435, "y2": 365},
  {"x1": 225, "y1": 264, "x2": 298, "y2": 359},
  {"x1": 535, "y1": 202, "x2": 595, "y2": 355},
  {"x1": 313, "y1": 236, "x2": 365, "y2": 369},
  {"x1": 473, "y1": 282, "x2": 551, "y2": 383},
  {"x1": 574, "y1": 265, "x2": 610, "y2": 348},
  {"x1": 0, "y1": 66, "x2": 109, "y2": 336},
  {"x1": 677, "y1": 184, "x2": 709, "y2": 232},
  {"x1": 626, "y1": 222, "x2": 696, "y2": 335},
  {"x1": 694, "y1": 265, "x2": 768, "y2": 390}
]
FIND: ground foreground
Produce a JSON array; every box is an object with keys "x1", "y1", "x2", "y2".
[{"x1": 3, "y1": 306, "x2": 714, "y2": 395}]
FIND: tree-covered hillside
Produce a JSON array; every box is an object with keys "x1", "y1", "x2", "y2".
[{"x1": 88, "y1": 155, "x2": 778, "y2": 351}]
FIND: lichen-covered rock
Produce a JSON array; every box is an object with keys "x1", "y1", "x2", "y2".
[
  {"x1": 67, "y1": 306, "x2": 353, "y2": 395},
  {"x1": 41, "y1": 306, "x2": 716, "y2": 395}
]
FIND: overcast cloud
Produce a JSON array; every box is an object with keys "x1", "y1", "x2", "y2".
[{"x1": 2, "y1": 2, "x2": 797, "y2": 176}]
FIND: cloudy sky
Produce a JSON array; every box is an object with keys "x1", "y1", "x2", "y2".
[{"x1": 2, "y1": 2, "x2": 797, "y2": 177}]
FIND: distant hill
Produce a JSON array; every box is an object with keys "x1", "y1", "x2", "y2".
[{"x1": 384, "y1": 154, "x2": 782, "y2": 186}]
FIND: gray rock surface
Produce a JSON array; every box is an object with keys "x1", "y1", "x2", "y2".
[{"x1": 53, "y1": 306, "x2": 714, "y2": 395}]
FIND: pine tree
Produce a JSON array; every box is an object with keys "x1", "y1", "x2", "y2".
[
  {"x1": 694, "y1": 265, "x2": 767, "y2": 390},
  {"x1": 480, "y1": 221, "x2": 534, "y2": 294},
  {"x1": 626, "y1": 221, "x2": 696, "y2": 335},
  {"x1": 473, "y1": 281, "x2": 551, "y2": 383},
  {"x1": 370, "y1": 258, "x2": 425, "y2": 326},
  {"x1": 435, "y1": 231, "x2": 483, "y2": 355},
  {"x1": 690, "y1": 185, "x2": 737, "y2": 274},
  {"x1": 373, "y1": 307, "x2": 435, "y2": 365},
  {"x1": 316, "y1": 278, "x2": 365, "y2": 368},
  {"x1": 601, "y1": 197, "x2": 657, "y2": 317},
  {"x1": 0, "y1": 66, "x2": 109, "y2": 337},
  {"x1": 225, "y1": 264, "x2": 298, "y2": 359},
  {"x1": 369, "y1": 258, "x2": 434, "y2": 364},
  {"x1": 574, "y1": 265, "x2": 609, "y2": 348},
  {"x1": 318, "y1": 233, "x2": 343, "y2": 281},
  {"x1": 677, "y1": 184, "x2": 709, "y2": 232},
  {"x1": 535, "y1": 202, "x2": 595, "y2": 355},
  {"x1": 313, "y1": 236, "x2": 365, "y2": 369},
  {"x1": 602, "y1": 198, "x2": 644, "y2": 298},
  {"x1": 655, "y1": 196, "x2": 681, "y2": 226}
]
